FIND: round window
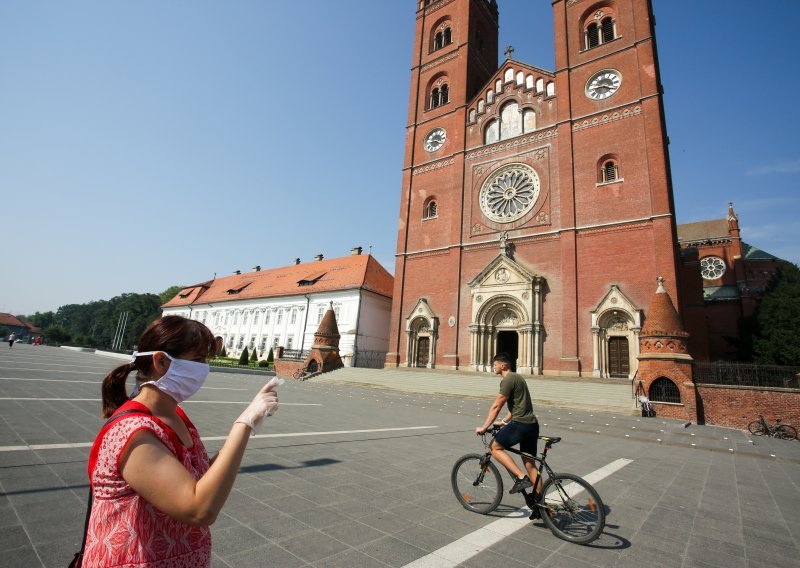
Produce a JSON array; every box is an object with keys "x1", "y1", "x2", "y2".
[
  {"x1": 700, "y1": 256, "x2": 726, "y2": 280},
  {"x1": 479, "y1": 164, "x2": 541, "y2": 223}
]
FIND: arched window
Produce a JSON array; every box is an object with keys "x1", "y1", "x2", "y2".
[
  {"x1": 535, "y1": 78, "x2": 544, "y2": 93},
  {"x1": 516, "y1": 71, "x2": 524, "y2": 85},
  {"x1": 477, "y1": 100, "x2": 485, "y2": 113},
  {"x1": 586, "y1": 23, "x2": 600, "y2": 49},
  {"x1": 443, "y1": 27, "x2": 452, "y2": 46},
  {"x1": 485, "y1": 119, "x2": 499, "y2": 144},
  {"x1": 600, "y1": 160, "x2": 620, "y2": 183},
  {"x1": 486, "y1": 89, "x2": 494, "y2": 103},
  {"x1": 504, "y1": 68, "x2": 514, "y2": 83},
  {"x1": 434, "y1": 31, "x2": 444, "y2": 51},
  {"x1": 546, "y1": 81, "x2": 555, "y2": 97},
  {"x1": 649, "y1": 377, "x2": 681, "y2": 404},
  {"x1": 500, "y1": 101, "x2": 522, "y2": 139},
  {"x1": 525, "y1": 75, "x2": 534, "y2": 89},
  {"x1": 423, "y1": 199, "x2": 438, "y2": 219},
  {"x1": 469, "y1": 109, "x2": 477, "y2": 123},
  {"x1": 430, "y1": 84, "x2": 449, "y2": 109},
  {"x1": 523, "y1": 109, "x2": 536, "y2": 133},
  {"x1": 601, "y1": 17, "x2": 615, "y2": 43}
]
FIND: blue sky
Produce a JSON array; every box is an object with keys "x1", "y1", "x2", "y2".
[{"x1": 1, "y1": 0, "x2": 798, "y2": 315}]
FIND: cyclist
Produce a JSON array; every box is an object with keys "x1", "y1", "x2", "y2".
[{"x1": 476, "y1": 352, "x2": 541, "y2": 497}]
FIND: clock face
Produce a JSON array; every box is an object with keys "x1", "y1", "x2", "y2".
[
  {"x1": 424, "y1": 127, "x2": 447, "y2": 152},
  {"x1": 586, "y1": 70, "x2": 622, "y2": 100}
]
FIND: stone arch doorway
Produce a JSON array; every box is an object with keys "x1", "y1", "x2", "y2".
[
  {"x1": 496, "y1": 330, "x2": 519, "y2": 372},
  {"x1": 405, "y1": 299, "x2": 439, "y2": 369},
  {"x1": 591, "y1": 285, "x2": 643, "y2": 380},
  {"x1": 470, "y1": 296, "x2": 536, "y2": 374}
]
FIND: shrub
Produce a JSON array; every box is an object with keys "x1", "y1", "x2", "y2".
[
  {"x1": 266, "y1": 348, "x2": 274, "y2": 365},
  {"x1": 258, "y1": 359, "x2": 270, "y2": 368},
  {"x1": 238, "y1": 347, "x2": 249, "y2": 366},
  {"x1": 219, "y1": 345, "x2": 227, "y2": 358}
]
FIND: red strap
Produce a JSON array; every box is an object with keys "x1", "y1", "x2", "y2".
[{"x1": 87, "y1": 401, "x2": 189, "y2": 480}]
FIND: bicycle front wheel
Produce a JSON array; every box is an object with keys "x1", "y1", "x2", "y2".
[
  {"x1": 775, "y1": 425, "x2": 798, "y2": 440},
  {"x1": 748, "y1": 420, "x2": 767, "y2": 436},
  {"x1": 451, "y1": 453, "x2": 503, "y2": 514},
  {"x1": 538, "y1": 473, "x2": 605, "y2": 544}
]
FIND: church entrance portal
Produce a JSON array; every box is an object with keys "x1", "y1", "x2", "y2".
[
  {"x1": 607, "y1": 337, "x2": 630, "y2": 377},
  {"x1": 496, "y1": 331, "x2": 519, "y2": 372},
  {"x1": 416, "y1": 337, "x2": 430, "y2": 368}
]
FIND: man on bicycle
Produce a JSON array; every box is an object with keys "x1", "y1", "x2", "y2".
[{"x1": 476, "y1": 352, "x2": 540, "y2": 496}]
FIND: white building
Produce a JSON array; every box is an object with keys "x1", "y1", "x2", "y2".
[{"x1": 161, "y1": 251, "x2": 393, "y2": 365}]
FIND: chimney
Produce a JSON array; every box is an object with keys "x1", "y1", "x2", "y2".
[
  {"x1": 294, "y1": 258, "x2": 301, "y2": 265},
  {"x1": 252, "y1": 265, "x2": 261, "y2": 272},
  {"x1": 314, "y1": 254, "x2": 324, "y2": 261},
  {"x1": 350, "y1": 246, "x2": 363, "y2": 256},
  {"x1": 234, "y1": 270, "x2": 241, "y2": 275}
]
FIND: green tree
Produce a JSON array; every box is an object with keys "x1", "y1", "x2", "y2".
[
  {"x1": 0, "y1": 326, "x2": 10, "y2": 339},
  {"x1": 159, "y1": 286, "x2": 184, "y2": 306},
  {"x1": 44, "y1": 326, "x2": 72, "y2": 345},
  {"x1": 238, "y1": 347, "x2": 250, "y2": 366},
  {"x1": 266, "y1": 348, "x2": 274, "y2": 367},
  {"x1": 219, "y1": 345, "x2": 227, "y2": 358},
  {"x1": 751, "y1": 263, "x2": 800, "y2": 366}
]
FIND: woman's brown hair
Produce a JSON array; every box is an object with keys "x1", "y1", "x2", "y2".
[{"x1": 100, "y1": 316, "x2": 218, "y2": 418}]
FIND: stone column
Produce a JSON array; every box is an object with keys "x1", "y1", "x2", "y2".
[
  {"x1": 592, "y1": 326, "x2": 601, "y2": 378},
  {"x1": 469, "y1": 324, "x2": 479, "y2": 371},
  {"x1": 630, "y1": 326, "x2": 641, "y2": 378},
  {"x1": 429, "y1": 332, "x2": 437, "y2": 369}
]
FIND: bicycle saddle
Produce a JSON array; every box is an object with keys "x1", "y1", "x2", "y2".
[{"x1": 540, "y1": 436, "x2": 562, "y2": 444}]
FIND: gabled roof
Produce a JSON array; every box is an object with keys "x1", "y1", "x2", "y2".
[
  {"x1": 162, "y1": 255, "x2": 394, "y2": 308},
  {"x1": 0, "y1": 313, "x2": 27, "y2": 327},
  {"x1": 676, "y1": 218, "x2": 730, "y2": 244},
  {"x1": 742, "y1": 242, "x2": 779, "y2": 261},
  {"x1": 468, "y1": 58, "x2": 555, "y2": 107}
]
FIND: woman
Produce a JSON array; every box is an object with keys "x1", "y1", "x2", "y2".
[{"x1": 82, "y1": 316, "x2": 278, "y2": 567}]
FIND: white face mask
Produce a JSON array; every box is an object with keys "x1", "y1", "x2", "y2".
[{"x1": 130, "y1": 351, "x2": 210, "y2": 403}]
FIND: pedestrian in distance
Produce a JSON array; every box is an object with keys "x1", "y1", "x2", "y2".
[
  {"x1": 80, "y1": 315, "x2": 280, "y2": 567},
  {"x1": 8, "y1": 332, "x2": 15, "y2": 348},
  {"x1": 475, "y1": 352, "x2": 542, "y2": 496}
]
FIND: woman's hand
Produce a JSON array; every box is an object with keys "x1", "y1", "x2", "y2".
[{"x1": 235, "y1": 378, "x2": 280, "y2": 434}]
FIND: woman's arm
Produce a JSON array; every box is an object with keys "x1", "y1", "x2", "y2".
[{"x1": 120, "y1": 422, "x2": 251, "y2": 526}]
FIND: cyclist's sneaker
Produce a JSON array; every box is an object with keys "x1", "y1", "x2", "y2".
[
  {"x1": 528, "y1": 507, "x2": 540, "y2": 520},
  {"x1": 509, "y1": 475, "x2": 533, "y2": 494}
]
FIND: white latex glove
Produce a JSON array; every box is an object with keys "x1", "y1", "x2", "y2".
[{"x1": 236, "y1": 377, "x2": 282, "y2": 435}]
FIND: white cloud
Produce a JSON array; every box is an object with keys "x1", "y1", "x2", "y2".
[{"x1": 746, "y1": 160, "x2": 800, "y2": 176}]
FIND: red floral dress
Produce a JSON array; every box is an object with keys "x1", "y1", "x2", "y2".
[{"x1": 83, "y1": 401, "x2": 212, "y2": 567}]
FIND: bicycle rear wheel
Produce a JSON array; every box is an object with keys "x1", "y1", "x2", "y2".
[
  {"x1": 748, "y1": 420, "x2": 767, "y2": 436},
  {"x1": 776, "y1": 425, "x2": 798, "y2": 440},
  {"x1": 538, "y1": 473, "x2": 605, "y2": 544},
  {"x1": 451, "y1": 453, "x2": 503, "y2": 514}
]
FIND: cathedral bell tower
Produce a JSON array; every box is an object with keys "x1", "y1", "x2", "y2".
[{"x1": 387, "y1": 0, "x2": 500, "y2": 369}]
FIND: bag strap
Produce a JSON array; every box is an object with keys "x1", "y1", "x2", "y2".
[{"x1": 76, "y1": 408, "x2": 149, "y2": 563}]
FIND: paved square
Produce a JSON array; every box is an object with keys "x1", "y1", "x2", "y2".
[{"x1": 1, "y1": 345, "x2": 799, "y2": 567}]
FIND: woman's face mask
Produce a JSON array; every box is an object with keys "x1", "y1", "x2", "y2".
[{"x1": 130, "y1": 351, "x2": 210, "y2": 403}]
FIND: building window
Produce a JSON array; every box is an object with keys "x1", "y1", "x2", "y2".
[
  {"x1": 500, "y1": 101, "x2": 522, "y2": 140},
  {"x1": 485, "y1": 119, "x2": 499, "y2": 144},
  {"x1": 486, "y1": 89, "x2": 494, "y2": 103},
  {"x1": 274, "y1": 336, "x2": 281, "y2": 348},
  {"x1": 585, "y1": 17, "x2": 616, "y2": 50},
  {"x1": 233, "y1": 311, "x2": 240, "y2": 325},
  {"x1": 600, "y1": 160, "x2": 620, "y2": 183},
  {"x1": 243, "y1": 311, "x2": 249, "y2": 325},
  {"x1": 546, "y1": 81, "x2": 555, "y2": 97},
  {"x1": 469, "y1": 109, "x2": 477, "y2": 123},
  {"x1": 249, "y1": 336, "x2": 256, "y2": 350},
  {"x1": 237, "y1": 336, "x2": 244, "y2": 349},
  {"x1": 523, "y1": 109, "x2": 536, "y2": 133},
  {"x1": 317, "y1": 305, "x2": 325, "y2": 323},
  {"x1": 259, "y1": 337, "x2": 267, "y2": 353},
  {"x1": 226, "y1": 336, "x2": 233, "y2": 348},
  {"x1": 423, "y1": 199, "x2": 438, "y2": 220},
  {"x1": 430, "y1": 84, "x2": 449, "y2": 109},
  {"x1": 700, "y1": 256, "x2": 726, "y2": 280},
  {"x1": 254, "y1": 311, "x2": 260, "y2": 325},
  {"x1": 290, "y1": 310, "x2": 297, "y2": 325},
  {"x1": 433, "y1": 27, "x2": 452, "y2": 51},
  {"x1": 286, "y1": 336, "x2": 294, "y2": 350},
  {"x1": 265, "y1": 310, "x2": 271, "y2": 325},
  {"x1": 535, "y1": 77, "x2": 544, "y2": 93},
  {"x1": 334, "y1": 306, "x2": 340, "y2": 321},
  {"x1": 277, "y1": 310, "x2": 284, "y2": 325},
  {"x1": 649, "y1": 377, "x2": 681, "y2": 404}
]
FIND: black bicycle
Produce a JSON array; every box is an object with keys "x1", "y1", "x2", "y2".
[
  {"x1": 747, "y1": 415, "x2": 797, "y2": 440},
  {"x1": 451, "y1": 425, "x2": 605, "y2": 544}
]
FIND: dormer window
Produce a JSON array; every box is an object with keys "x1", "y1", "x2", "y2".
[
  {"x1": 298, "y1": 271, "x2": 326, "y2": 287},
  {"x1": 226, "y1": 282, "x2": 251, "y2": 295}
]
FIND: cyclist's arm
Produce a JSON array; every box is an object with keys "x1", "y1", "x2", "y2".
[{"x1": 477, "y1": 393, "x2": 508, "y2": 433}]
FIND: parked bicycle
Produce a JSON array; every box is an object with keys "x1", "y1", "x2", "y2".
[
  {"x1": 451, "y1": 425, "x2": 605, "y2": 544},
  {"x1": 747, "y1": 415, "x2": 797, "y2": 440}
]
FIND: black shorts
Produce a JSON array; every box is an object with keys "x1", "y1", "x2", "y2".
[{"x1": 495, "y1": 421, "x2": 539, "y2": 456}]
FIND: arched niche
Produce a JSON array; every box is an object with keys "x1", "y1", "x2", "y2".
[{"x1": 590, "y1": 285, "x2": 643, "y2": 379}]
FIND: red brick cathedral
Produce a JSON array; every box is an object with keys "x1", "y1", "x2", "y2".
[{"x1": 387, "y1": 0, "x2": 685, "y2": 378}]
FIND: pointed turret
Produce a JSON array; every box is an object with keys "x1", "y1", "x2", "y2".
[
  {"x1": 640, "y1": 277, "x2": 689, "y2": 348},
  {"x1": 312, "y1": 303, "x2": 341, "y2": 349}
]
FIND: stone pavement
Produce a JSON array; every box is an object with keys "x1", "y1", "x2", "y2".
[
  {"x1": 313, "y1": 367, "x2": 637, "y2": 415},
  {"x1": 0, "y1": 344, "x2": 799, "y2": 567}
]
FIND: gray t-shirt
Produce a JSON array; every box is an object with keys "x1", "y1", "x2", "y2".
[{"x1": 499, "y1": 372, "x2": 537, "y2": 424}]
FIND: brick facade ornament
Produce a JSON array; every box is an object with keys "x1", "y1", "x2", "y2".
[{"x1": 303, "y1": 303, "x2": 343, "y2": 375}]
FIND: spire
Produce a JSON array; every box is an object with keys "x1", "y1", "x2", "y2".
[
  {"x1": 641, "y1": 277, "x2": 688, "y2": 339},
  {"x1": 313, "y1": 303, "x2": 340, "y2": 346}
]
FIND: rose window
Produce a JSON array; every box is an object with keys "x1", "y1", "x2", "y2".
[
  {"x1": 480, "y1": 164, "x2": 541, "y2": 223},
  {"x1": 700, "y1": 256, "x2": 726, "y2": 280}
]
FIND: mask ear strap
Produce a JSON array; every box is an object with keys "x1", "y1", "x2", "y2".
[{"x1": 130, "y1": 351, "x2": 173, "y2": 364}]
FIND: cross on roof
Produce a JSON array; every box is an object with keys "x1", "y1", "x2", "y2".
[{"x1": 505, "y1": 45, "x2": 515, "y2": 59}]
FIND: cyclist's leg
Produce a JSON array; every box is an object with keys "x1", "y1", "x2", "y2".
[
  {"x1": 519, "y1": 422, "x2": 541, "y2": 493},
  {"x1": 490, "y1": 439, "x2": 525, "y2": 479}
]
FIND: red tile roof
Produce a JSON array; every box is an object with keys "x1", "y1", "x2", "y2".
[
  {"x1": 162, "y1": 255, "x2": 394, "y2": 308},
  {"x1": 676, "y1": 218, "x2": 730, "y2": 244},
  {"x1": 0, "y1": 313, "x2": 27, "y2": 327}
]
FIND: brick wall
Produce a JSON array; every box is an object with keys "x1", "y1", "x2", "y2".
[{"x1": 696, "y1": 385, "x2": 800, "y2": 430}]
